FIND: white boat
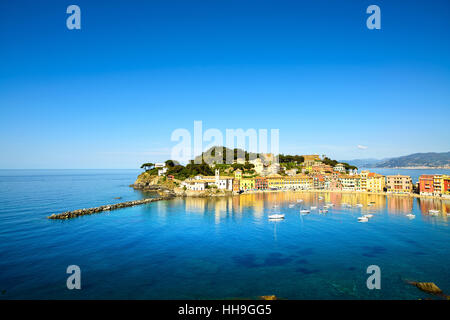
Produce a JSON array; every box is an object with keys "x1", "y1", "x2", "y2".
[
  {"x1": 288, "y1": 204, "x2": 295, "y2": 208},
  {"x1": 300, "y1": 209, "x2": 310, "y2": 214},
  {"x1": 358, "y1": 216, "x2": 369, "y2": 222},
  {"x1": 297, "y1": 199, "x2": 303, "y2": 203},
  {"x1": 429, "y1": 209, "x2": 440, "y2": 215},
  {"x1": 406, "y1": 214, "x2": 415, "y2": 219},
  {"x1": 364, "y1": 214, "x2": 373, "y2": 219},
  {"x1": 367, "y1": 203, "x2": 374, "y2": 206},
  {"x1": 356, "y1": 204, "x2": 363, "y2": 207},
  {"x1": 310, "y1": 206, "x2": 317, "y2": 210},
  {"x1": 326, "y1": 203, "x2": 334, "y2": 207},
  {"x1": 269, "y1": 214, "x2": 285, "y2": 220}
]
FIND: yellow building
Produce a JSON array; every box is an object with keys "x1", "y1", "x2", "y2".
[
  {"x1": 366, "y1": 172, "x2": 385, "y2": 192},
  {"x1": 360, "y1": 170, "x2": 369, "y2": 191},
  {"x1": 240, "y1": 177, "x2": 255, "y2": 190},
  {"x1": 266, "y1": 175, "x2": 284, "y2": 189}
]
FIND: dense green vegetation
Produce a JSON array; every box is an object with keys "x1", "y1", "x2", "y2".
[
  {"x1": 140, "y1": 163, "x2": 154, "y2": 171},
  {"x1": 279, "y1": 155, "x2": 304, "y2": 163},
  {"x1": 322, "y1": 157, "x2": 357, "y2": 170},
  {"x1": 140, "y1": 146, "x2": 359, "y2": 180}
]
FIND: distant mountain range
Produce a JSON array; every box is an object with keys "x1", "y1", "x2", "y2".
[
  {"x1": 339, "y1": 158, "x2": 387, "y2": 168},
  {"x1": 342, "y1": 152, "x2": 450, "y2": 169}
]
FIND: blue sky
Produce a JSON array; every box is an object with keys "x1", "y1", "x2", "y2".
[{"x1": 0, "y1": 0, "x2": 449, "y2": 168}]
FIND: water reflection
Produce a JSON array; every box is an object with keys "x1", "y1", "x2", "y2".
[{"x1": 178, "y1": 192, "x2": 450, "y2": 223}]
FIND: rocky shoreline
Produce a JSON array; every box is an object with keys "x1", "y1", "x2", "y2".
[{"x1": 47, "y1": 196, "x2": 172, "y2": 220}]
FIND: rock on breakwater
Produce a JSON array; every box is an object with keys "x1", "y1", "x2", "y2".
[{"x1": 48, "y1": 197, "x2": 170, "y2": 220}]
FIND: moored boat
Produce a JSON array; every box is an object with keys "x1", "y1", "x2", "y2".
[{"x1": 269, "y1": 214, "x2": 285, "y2": 220}]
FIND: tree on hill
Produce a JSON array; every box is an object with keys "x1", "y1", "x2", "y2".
[
  {"x1": 165, "y1": 160, "x2": 179, "y2": 167},
  {"x1": 140, "y1": 163, "x2": 154, "y2": 171}
]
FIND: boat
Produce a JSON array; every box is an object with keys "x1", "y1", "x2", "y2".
[
  {"x1": 428, "y1": 209, "x2": 440, "y2": 215},
  {"x1": 297, "y1": 199, "x2": 303, "y2": 203},
  {"x1": 364, "y1": 214, "x2": 373, "y2": 219},
  {"x1": 326, "y1": 203, "x2": 334, "y2": 207},
  {"x1": 288, "y1": 204, "x2": 295, "y2": 208},
  {"x1": 269, "y1": 214, "x2": 285, "y2": 220},
  {"x1": 300, "y1": 209, "x2": 310, "y2": 214},
  {"x1": 310, "y1": 206, "x2": 317, "y2": 210},
  {"x1": 318, "y1": 196, "x2": 324, "y2": 200},
  {"x1": 358, "y1": 216, "x2": 369, "y2": 222},
  {"x1": 367, "y1": 203, "x2": 374, "y2": 206},
  {"x1": 406, "y1": 214, "x2": 415, "y2": 219},
  {"x1": 356, "y1": 204, "x2": 363, "y2": 207}
]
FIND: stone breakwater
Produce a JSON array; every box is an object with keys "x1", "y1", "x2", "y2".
[{"x1": 48, "y1": 197, "x2": 169, "y2": 220}]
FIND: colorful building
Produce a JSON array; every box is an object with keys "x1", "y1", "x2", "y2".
[
  {"x1": 443, "y1": 175, "x2": 450, "y2": 198},
  {"x1": 240, "y1": 177, "x2": 255, "y2": 191},
  {"x1": 366, "y1": 172, "x2": 385, "y2": 192},
  {"x1": 233, "y1": 179, "x2": 240, "y2": 192},
  {"x1": 386, "y1": 175, "x2": 412, "y2": 194},
  {"x1": 255, "y1": 177, "x2": 268, "y2": 190},
  {"x1": 419, "y1": 175, "x2": 434, "y2": 196},
  {"x1": 433, "y1": 175, "x2": 443, "y2": 196},
  {"x1": 339, "y1": 174, "x2": 360, "y2": 191}
]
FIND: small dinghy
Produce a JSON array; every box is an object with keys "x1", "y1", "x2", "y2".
[
  {"x1": 269, "y1": 214, "x2": 285, "y2": 220},
  {"x1": 358, "y1": 216, "x2": 369, "y2": 222},
  {"x1": 288, "y1": 204, "x2": 295, "y2": 208},
  {"x1": 363, "y1": 214, "x2": 373, "y2": 219},
  {"x1": 300, "y1": 209, "x2": 310, "y2": 215},
  {"x1": 356, "y1": 204, "x2": 363, "y2": 207},
  {"x1": 310, "y1": 206, "x2": 317, "y2": 210},
  {"x1": 406, "y1": 214, "x2": 415, "y2": 219},
  {"x1": 367, "y1": 203, "x2": 374, "y2": 206}
]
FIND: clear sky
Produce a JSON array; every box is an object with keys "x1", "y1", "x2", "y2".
[{"x1": 0, "y1": 0, "x2": 449, "y2": 168}]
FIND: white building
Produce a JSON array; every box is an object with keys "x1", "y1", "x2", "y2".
[
  {"x1": 158, "y1": 167, "x2": 168, "y2": 176},
  {"x1": 182, "y1": 179, "x2": 207, "y2": 191},
  {"x1": 191, "y1": 169, "x2": 233, "y2": 191}
]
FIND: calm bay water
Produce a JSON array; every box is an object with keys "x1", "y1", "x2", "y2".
[{"x1": 0, "y1": 169, "x2": 449, "y2": 300}]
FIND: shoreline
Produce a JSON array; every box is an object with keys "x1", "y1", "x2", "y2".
[
  {"x1": 238, "y1": 188, "x2": 450, "y2": 201},
  {"x1": 50, "y1": 187, "x2": 448, "y2": 220}
]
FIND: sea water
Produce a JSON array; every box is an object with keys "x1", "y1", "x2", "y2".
[{"x1": 0, "y1": 169, "x2": 449, "y2": 299}]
